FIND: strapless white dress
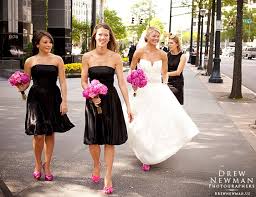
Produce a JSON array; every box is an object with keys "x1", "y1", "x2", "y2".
[{"x1": 125, "y1": 59, "x2": 199, "y2": 165}]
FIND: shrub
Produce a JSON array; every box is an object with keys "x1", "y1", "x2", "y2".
[
  {"x1": 122, "y1": 57, "x2": 128, "y2": 62},
  {"x1": 65, "y1": 63, "x2": 82, "y2": 73}
]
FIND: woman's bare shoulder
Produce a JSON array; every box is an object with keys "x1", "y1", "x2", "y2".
[{"x1": 82, "y1": 51, "x2": 94, "y2": 61}]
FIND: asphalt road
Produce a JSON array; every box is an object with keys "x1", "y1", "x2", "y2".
[{"x1": 220, "y1": 56, "x2": 256, "y2": 93}]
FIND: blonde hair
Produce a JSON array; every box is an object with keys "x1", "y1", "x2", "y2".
[
  {"x1": 169, "y1": 34, "x2": 182, "y2": 52},
  {"x1": 144, "y1": 26, "x2": 160, "y2": 42}
]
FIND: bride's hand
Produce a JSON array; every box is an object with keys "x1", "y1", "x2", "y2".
[
  {"x1": 132, "y1": 85, "x2": 138, "y2": 92},
  {"x1": 127, "y1": 108, "x2": 134, "y2": 123}
]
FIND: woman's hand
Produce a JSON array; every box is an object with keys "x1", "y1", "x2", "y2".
[
  {"x1": 127, "y1": 107, "x2": 134, "y2": 123},
  {"x1": 17, "y1": 84, "x2": 26, "y2": 92},
  {"x1": 132, "y1": 85, "x2": 138, "y2": 92},
  {"x1": 91, "y1": 96, "x2": 101, "y2": 106},
  {"x1": 60, "y1": 101, "x2": 68, "y2": 115}
]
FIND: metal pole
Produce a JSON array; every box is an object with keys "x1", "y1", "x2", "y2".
[
  {"x1": 198, "y1": 15, "x2": 204, "y2": 70},
  {"x1": 169, "y1": 0, "x2": 172, "y2": 32},
  {"x1": 188, "y1": 0, "x2": 194, "y2": 63},
  {"x1": 209, "y1": 0, "x2": 223, "y2": 83},
  {"x1": 85, "y1": 3, "x2": 88, "y2": 51},
  {"x1": 91, "y1": 0, "x2": 96, "y2": 36}
]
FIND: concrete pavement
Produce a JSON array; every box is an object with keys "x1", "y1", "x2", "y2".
[{"x1": 0, "y1": 64, "x2": 256, "y2": 197}]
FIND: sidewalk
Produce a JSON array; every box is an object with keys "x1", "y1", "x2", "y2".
[{"x1": 0, "y1": 65, "x2": 256, "y2": 197}]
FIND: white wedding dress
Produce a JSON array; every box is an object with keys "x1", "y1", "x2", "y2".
[{"x1": 126, "y1": 59, "x2": 199, "y2": 165}]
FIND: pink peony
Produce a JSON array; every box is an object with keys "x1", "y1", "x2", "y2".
[
  {"x1": 82, "y1": 79, "x2": 108, "y2": 99},
  {"x1": 126, "y1": 68, "x2": 148, "y2": 88},
  {"x1": 8, "y1": 71, "x2": 30, "y2": 86}
]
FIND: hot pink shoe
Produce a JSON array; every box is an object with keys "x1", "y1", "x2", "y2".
[
  {"x1": 43, "y1": 163, "x2": 53, "y2": 181},
  {"x1": 33, "y1": 171, "x2": 41, "y2": 180},
  {"x1": 91, "y1": 175, "x2": 100, "y2": 183},
  {"x1": 45, "y1": 174, "x2": 53, "y2": 181},
  {"x1": 103, "y1": 186, "x2": 113, "y2": 194},
  {"x1": 142, "y1": 164, "x2": 150, "y2": 171}
]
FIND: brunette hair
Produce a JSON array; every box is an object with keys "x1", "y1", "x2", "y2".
[
  {"x1": 90, "y1": 23, "x2": 118, "y2": 52},
  {"x1": 32, "y1": 30, "x2": 54, "y2": 55}
]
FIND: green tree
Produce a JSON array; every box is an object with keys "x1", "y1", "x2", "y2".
[
  {"x1": 222, "y1": 2, "x2": 256, "y2": 42},
  {"x1": 129, "y1": 0, "x2": 156, "y2": 38},
  {"x1": 72, "y1": 16, "x2": 90, "y2": 48},
  {"x1": 229, "y1": 0, "x2": 243, "y2": 99},
  {"x1": 104, "y1": 9, "x2": 126, "y2": 40}
]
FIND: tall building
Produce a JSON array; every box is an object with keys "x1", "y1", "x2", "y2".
[
  {"x1": 0, "y1": 0, "x2": 73, "y2": 68},
  {"x1": 72, "y1": 0, "x2": 91, "y2": 23}
]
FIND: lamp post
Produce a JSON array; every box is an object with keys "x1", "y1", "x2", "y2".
[
  {"x1": 169, "y1": 0, "x2": 172, "y2": 32},
  {"x1": 91, "y1": 0, "x2": 96, "y2": 35},
  {"x1": 198, "y1": 8, "x2": 206, "y2": 70},
  {"x1": 188, "y1": 0, "x2": 194, "y2": 63},
  {"x1": 209, "y1": 0, "x2": 223, "y2": 83}
]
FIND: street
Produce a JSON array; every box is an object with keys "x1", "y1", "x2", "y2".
[
  {"x1": 220, "y1": 56, "x2": 256, "y2": 93},
  {"x1": 1, "y1": 66, "x2": 256, "y2": 196}
]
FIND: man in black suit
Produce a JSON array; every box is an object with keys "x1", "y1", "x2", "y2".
[{"x1": 128, "y1": 42, "x2": 136, "y2": 65}]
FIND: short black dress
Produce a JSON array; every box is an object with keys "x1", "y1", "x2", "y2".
[
  {"x1": 25, "y1": 64, "x2": 74, "y2": 135},
  {"x1": 167, "y1": 52, "x2": 184, "y2": 105},
  {"x1": 84, "y1": 66, "x2": 128, "y2": 145}
]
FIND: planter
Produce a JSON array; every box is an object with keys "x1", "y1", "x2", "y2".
[{"x1": 66, "y1": 72, "x2": 81, "y2": 78}]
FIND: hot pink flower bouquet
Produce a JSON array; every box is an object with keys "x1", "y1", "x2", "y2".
[
  {"x1": 127, "y1": 68, "x2": 148, "y2": 96},
  {"x1": 8, "y1": 71, "x2": 30, "y2": 100},
  {"x1": 82, "y1": 79, "x2": 108, "y2": 114}
]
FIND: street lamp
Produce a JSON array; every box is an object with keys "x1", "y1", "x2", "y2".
[
  {"x1": 188, "y1": 0, "x2": 194, "y2": 64},
  {"x1": 169, "y1": 0, "x2": 172, "y2": 32},
  {"x1": 198, "y1": 8, "x2": 207, "y2": 70},
  {"x1": 209, "y1": 0, "x2": 223, "y2": 83}
]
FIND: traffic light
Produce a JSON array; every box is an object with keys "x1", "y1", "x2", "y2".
[
  {"x1": 131, "y1": 17, "x2": 134, "y2": 24},
  {"x1": 139, "y1": 18, "x2": 143, "y2": 24}
]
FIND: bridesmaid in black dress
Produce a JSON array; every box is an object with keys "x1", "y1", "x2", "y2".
[
  {"x1": 17, "y1": 31, "x2": 74, "y2": 181},
  {"x1": 167, "y1": 34, "x2": 187, "y2": 105},
  {"x1": 81, "y1": 23, "x2": 133, "y2": 194}
]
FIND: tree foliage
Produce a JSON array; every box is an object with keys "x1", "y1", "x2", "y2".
[
  {"x1": 104, "y1": 9, "x2": 126, "y2": 40},
  {"x1": 72, "y1": 16, "x2": 89, "y2": 46}
]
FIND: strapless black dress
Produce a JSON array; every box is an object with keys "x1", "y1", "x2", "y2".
[
  {"x1": 84, "y1": 66, "x2": 128, "y2": 145},
  {"x1": 25, "y1": 64, "x2": 74, "y2": 135}
]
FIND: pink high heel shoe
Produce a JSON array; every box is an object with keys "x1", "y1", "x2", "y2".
[
  {"x1": 33, "y1": 171, "x2": 41, "y2": 180},
  {"x1": 142, "y1": 164, "x2": 150, "y2": 171},
  {"x1": 91, "y1": 175, "x2": 100, "y2": 183},
  {"x1": 43, "y1": 163, "x2": 53, "y2": 181},
  {"x1": 103, "y1": 186, "x2": 113, "y2": 194}
]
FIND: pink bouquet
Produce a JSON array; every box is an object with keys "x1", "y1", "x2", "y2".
[
  {"x1": 82, "y1": 79, "x2": 108, "y2": 114},
  {"x1": 8, "y1": 71, "x2": 30, "y2": 100},
  {"x1": 127, "y1": 68, "x2": 147, "y2": 96}
]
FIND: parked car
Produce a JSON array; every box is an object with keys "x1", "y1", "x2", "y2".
[
  {"x1": 222, "y1": 46, "x2": 235, "y2": 57},
  {"x1": 242, "y1": 47, "x2": 256, "y2": 59}
]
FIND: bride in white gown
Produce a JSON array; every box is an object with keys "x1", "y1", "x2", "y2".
[{"x1": 126, "y1": 27, "x2": 199, "y2": 170}]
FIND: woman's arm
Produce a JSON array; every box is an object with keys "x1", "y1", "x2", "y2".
[
  {"x1": 130, "y1": 49, "x2": 142, "y2": 70},
  {"x1": 57, "y1": 56, "x2": 67, "y2": 103},
  {"x1": 81, "y1": 53, "x2": 90, "y2": 90},
  {"x1": 115, "y1": 54, "x2": 133, "y2": 122},
  {"x1": 57, "y1": 56, "x2": 68, "y2": 114},
  {"x1": 161, "y1": 51, "x2": 168, "y2": 83},
  {"x1": 168, "y1": 54, "x2": 187, "y2": 77},
  {"x1": 17, "y1": 57, "x2": 32, "y2": 92}
]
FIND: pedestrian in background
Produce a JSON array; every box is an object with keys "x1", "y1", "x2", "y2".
[
  {"x1": 160, "y1": 41, "x2": 168, "y2": 53},
  {"x1": 81, "y1": 23, "x2": 133, "y2": 194},
  {"x1": 128, "y1": 42, "x2": 136, "y2": 65},
  {"x1": 167, "y1": 34, "x2": 187, "y2": 105},
  {"x1": 17, "y1": 30, "x2": 74, "y2": 181}
]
